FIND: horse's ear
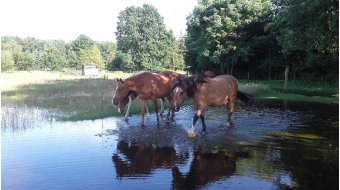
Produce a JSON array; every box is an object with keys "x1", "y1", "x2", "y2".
[
  {"x1": 178, "y1": 74, "x2": 186, "y2": 81},
  {"x1": 119, "y1": 78, "x2": 123, "y2": 83},
  {"x1": 116, "y1": 78, "x2": 120, "y2": 83},
  {"x1": 181, "y1": 80, "x2": 187, "y2": 87},
  {"x1": 194, "y1": 76, "x2": 207, "y2": 84}
]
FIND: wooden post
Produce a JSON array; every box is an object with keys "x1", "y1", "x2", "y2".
[{"x1": 284, "y1": 65, "x2": 289, "y2": 91}]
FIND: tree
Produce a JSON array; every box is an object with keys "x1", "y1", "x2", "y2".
[
  {"x1": 78, "y1": 45, "x2": 105, "y2": 69},
  {"x1": 13, "y1": 51, "x2": 35, "y2": 71},
  {"x1": 70, "y1": 34, "x2": 95, "y2": 53},
  {"x1": 41, "y1": 41, "x2": 68, "y2": 71},
  {"x1": 112, "y1": 51, "x2": 134, "y2": 71},
  {"x1": 98, "y1": 42, "x2": 117, "y2": 70},
  {"x1": 1, "y1": 50, "x2": 15, "y2": 71},
  {"x1": 167, "y1": 36, "x2": 186, "y2": 71},
  {"x1": 267, "y1": 0, "x2": 339, "y2": 78},
  {"x1": 21, "y1": 37, "x2": 44, "y2": 53},
  {"x1": 186, "y1": 0, "x2": 271, "y2": 75},
  {"x1": 1, "y1": 37, "x2": 22, "y2": 71},
  {"x1": 115, "y1": 4, "x2": 175, "y2": 71}
]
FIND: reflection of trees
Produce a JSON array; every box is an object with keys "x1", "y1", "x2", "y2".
[
  {"x1": 275, "y1": 134, "x2": 338, "y2": 190},
  {"x1": 236, "y1": 148, "x2": 279, "y2": 179},
  {"x1": 171, "y1": 149, "x2": 237, "y2": 189},
  {"x1": 112, "y1": 141, "x2": 188, "y2": 179}
]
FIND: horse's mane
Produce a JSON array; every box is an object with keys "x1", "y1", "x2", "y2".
[{"x1": 173, "y1": 74, "x2": 209, "y2": 98}]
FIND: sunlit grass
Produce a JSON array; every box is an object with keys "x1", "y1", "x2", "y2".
[{"x1": 238, "y1": 80, "x2": 339, "y2": 104}]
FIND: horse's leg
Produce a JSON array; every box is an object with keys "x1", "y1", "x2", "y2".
[
  {"x1": 200, "y1": 115, "x2": 207, "y2": 132},
  {"x1": 169, "y1": 96, "x2": 175, "y2": 120},
  {"x1": 138, "y1": 99, "x2": 146, "y2": 126},
  {"x1": 170, "y1": 103, "x2": 175, "y2": 120},
  {"x1": 145, "y1": 100, "x2": 150, "y2": 119},
  {"x1": 151, "y1": 97, "x2": 159, "y2": 123},
  {"x1": 226, "y1": 98, "x2": 235, "y2": 127},
  {"x1": 165, "y1": 96, "x2": 172, "y2": 122},
  {"x1": 159, "y1": 98, "x2": 164, "y2": 115},
  {"x1": 193, "y1": 109, "x2": 206, "y2": 131},
  {"x1": 124, "y1": 96, "x2": 134, "y2": 120}
]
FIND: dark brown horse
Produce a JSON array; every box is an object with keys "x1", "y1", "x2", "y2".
[
  {"x1": 118, "y1": 92, "x2": 165, "y2": 120},
  {"x1": 112, "y1": 71, "x2": 185, "y2": 126},
  {"x1": 172, "y1": 74, "x2": 251, "y2": 131}
]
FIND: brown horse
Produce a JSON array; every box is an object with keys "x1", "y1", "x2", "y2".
[
  {"x1": 112, "y1": 71, "x2": 185, "y2": 126},
  {"x1": 172, "y1": 74, "x2": 251, "y2": 131},
  {"x1": 118, "y1": 92, "x2": 165, "y2": 120},
  {"x1": 203, "y1": 70, "x2": 216, "y2": 78}
]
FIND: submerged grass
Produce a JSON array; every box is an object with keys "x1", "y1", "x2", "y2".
[{"x1": 1, "y1": 72, "x2": 338, "y2": 122}]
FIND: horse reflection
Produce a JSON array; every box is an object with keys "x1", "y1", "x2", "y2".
[
  {"x1": 171, "y1": 150, "x2": 236, "y2": 189},
  {"x1": 112, "y1": 141, "x2": 184, "y2": 178}
]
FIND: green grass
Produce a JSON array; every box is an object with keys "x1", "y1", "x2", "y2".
[
  {"x1": 238, "y1": 80, "x2": 339, "y2": 104},
  {"x1": 2, "y1": 78, "x2": 117, "y2": 121},
  {"x1": 1, "y1": 72, "x2": 338, "y2": 122}
]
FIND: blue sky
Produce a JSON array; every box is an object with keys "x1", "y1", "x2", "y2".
[{"x1": 1, "y1": 0, "x2": 197, "y2": 42}]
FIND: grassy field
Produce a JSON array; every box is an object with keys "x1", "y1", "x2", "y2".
[
  {"x1": 1, "y1": 71, "x2": 338, "y2": 121},
  {"x1": 239, "y1": 80, "x2": 339, "y2": 104}
]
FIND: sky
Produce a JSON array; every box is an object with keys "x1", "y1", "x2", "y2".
[{"x1": 1, "y1": 0, "x2": 197, "y2": 42}]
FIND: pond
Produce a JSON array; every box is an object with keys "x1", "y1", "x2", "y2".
[{"x1": 2, "y1": 100, "x2": 338, "y2": 189}]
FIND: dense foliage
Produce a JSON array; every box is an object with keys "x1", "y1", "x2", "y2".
[
  {"x1": 185, "y1": 0, "x2": 338, "y2": 80},
  {"x1": 1, "y1": 35, "x2": 116, "y2": 72},
  {"x1": 1, "y1": 1, "x2": 338, "y2": 81}
]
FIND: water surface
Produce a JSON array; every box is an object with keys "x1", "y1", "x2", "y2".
[{"x1": 2, "y1": 100, "x2": 338, "y2": 189}]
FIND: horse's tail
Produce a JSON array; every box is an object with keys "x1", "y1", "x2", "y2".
[{"x1": 237, "y1": 90, "x2": 253, "y2": 105}]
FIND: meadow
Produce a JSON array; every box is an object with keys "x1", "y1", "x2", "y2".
[{"x1": 1, "y1": 71, "x2": 338, "y2": 121}]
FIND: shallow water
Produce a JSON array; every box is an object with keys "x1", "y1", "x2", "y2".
[{"x1": 2, "y1": 100, "x2": 338, "y2": 189}]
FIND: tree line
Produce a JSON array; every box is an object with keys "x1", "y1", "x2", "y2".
[
  {"x1": 185, "y1": 0, "x2": 338, "y2": 81},
  {"x1": 2, "y1": 0, "x2": 338, "y2": 81}
]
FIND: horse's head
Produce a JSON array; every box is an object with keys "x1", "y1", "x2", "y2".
[
  {"x1": 117, "y1": 92, "x2": 138, "y2": 113},
  {"x1": 172, "y1": 75, "x2": 208, "y2": 112},
  {"x1": 117, "y1": 95, "x2": 130, "y2": 113},
  {"x1": 203, "y1": 70, "x2": 216, "y2": 78},
  {"x1": 112, "y1": 78, "x2": 129, "y2": 110},
  {"x1": 172, "y1": 79, "x2": 189, "y2": 112}
]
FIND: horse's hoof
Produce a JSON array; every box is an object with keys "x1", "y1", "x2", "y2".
[
  {"x1": 226, "y1": 122, "x2": 235, "y2": 128},
  {"x1": 188, "y1": 133, "x2": 196, "y2": 138}
]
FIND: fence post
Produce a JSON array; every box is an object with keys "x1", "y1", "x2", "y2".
[{"x1": 102, "y1": 92, "x2": 104, "y2": 111}]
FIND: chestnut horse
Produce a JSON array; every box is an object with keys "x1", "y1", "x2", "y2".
[
  {"x1": 203, "y1": 70, "x2": 216, "y2": 78},
  {"x1": 118, "y1": 92, "x2": 165, "y2": 120},
  {"x1": 172, "y1": 74, "x2": 251, "y2": 131},
  {"x1": 112, "y1": 71, "x2": 185, "y2": 126}
]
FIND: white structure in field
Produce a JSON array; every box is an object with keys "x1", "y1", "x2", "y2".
[{"x1": 82, "y1": 65, "x2": 99, "y2": 76}]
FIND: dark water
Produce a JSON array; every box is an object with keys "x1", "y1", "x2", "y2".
[{"x1": 2, "y1": 100, "x2": 338, "y2": 190}]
